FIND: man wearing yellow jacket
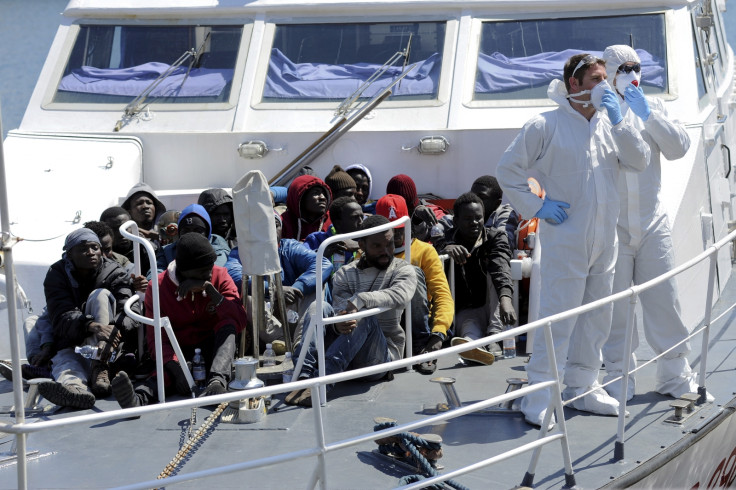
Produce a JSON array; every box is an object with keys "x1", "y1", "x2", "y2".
[{"x1": 375, "y1": 194, "x2": 454, "y2": 374}]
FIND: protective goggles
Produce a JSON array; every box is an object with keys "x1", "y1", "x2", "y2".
[
  {"x1": 617, "y1": 63, "x2": 641, "y2": 74},
  {"x1": 572, "y1": 55, "x2": 603, "y2": 78}
]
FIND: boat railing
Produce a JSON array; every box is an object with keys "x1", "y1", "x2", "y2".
[
  {"x1": 2, "y1": 223, "x2": 734, "y2": 489},
  {"x1": 0, "y1": 214, "x2": 576, "y2": 489}
]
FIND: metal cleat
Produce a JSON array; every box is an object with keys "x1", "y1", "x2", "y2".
[
  {"x1": 665, "y1": 399, "x2": 692, "y2": 424},
  {"x1": 430, "y1": 377, "x2": 461, "y2": 409},
  {"x1": 680, "y1": 393, "x2": 699, "y2": 413},
  {"x1": 497, "y1": 377, "x2": 528, "y2": 411}
]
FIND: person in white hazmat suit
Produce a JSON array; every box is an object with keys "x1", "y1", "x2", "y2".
[
  {"x1": 496, "y1": 53, "x2": 650, "y2": 428},
  {"x1": 599, "y1": 45, "x2": 711, "y2": 403}
]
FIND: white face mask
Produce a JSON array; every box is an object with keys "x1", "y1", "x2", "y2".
[
  {"x1": 615, "y1": 71, "x2": 641, "y2": 95},
  {"x1": 568, "y1": 79, "x2": 611, "y2": 110}
]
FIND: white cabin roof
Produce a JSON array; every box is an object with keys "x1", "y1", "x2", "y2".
[{"x1": 64, "y1": 0, "x2": 697, "y2": 18}]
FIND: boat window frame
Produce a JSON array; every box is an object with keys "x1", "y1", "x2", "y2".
[
  {"x1": 250, "y1": 17, "x2": 457, "y2": 111},
  {"x1": 710, "y1": 0, "x2": 729, "y2": 70},
  {"x1": 463, "y1": 8, "x2": 678, "y2": 109},
  {"x1": 41, "y1": 20, "x2": 254, "y2": 112},
  {"x1": 691, "y1": 12, "x2": 715, "y2": 112}
]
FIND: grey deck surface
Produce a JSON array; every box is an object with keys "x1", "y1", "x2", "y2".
[{"x1": 1, "y1": 277, "x2": 735, "y2": 489}]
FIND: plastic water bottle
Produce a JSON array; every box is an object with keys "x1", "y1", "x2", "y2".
[
  {"x1": 503, "y1": 326, "x2": 517, "y2": 359},
  {"x1": 332, "y1": 252, "x2": 346, "y2": 271},
  {"x1": 286, "y1": 308, "x2": 300, "y2": 326},
  {"x1": 281, "y1": 352, "x2": 294, "y2": 384},
  {"x1": 192, "y1": 348, "x2": 206, "y2": 388},
  {"x1": 75, "y1": 345, "x2": 99, "y2": 359},
  {"x1": 430, "y1": 223, "x2": 444, "y2": 241},
  {"x1": 75, "y1": 345, "x2": 117, "y2": 362},
  {"x1": 263, "y1": 343, "x2": 276, "y2": 367}
]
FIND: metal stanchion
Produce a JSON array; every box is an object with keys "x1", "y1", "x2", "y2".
[{"x1": 272, "y1": 273, "x2": 293, "y2": 354}]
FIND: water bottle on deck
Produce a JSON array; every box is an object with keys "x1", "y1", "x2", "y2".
[
  {"x1": 503, "y1": 326, "x2": 516, "y2": 359},
  {"x1": 263, "y1": 343, "x2": 276, "y2": 367},
  {"x1": 192, "y1": 348, "x2": 206, "y2": 389},
  {"x1": 282, "y1": 352, "x2": 294, "y2": 384}
]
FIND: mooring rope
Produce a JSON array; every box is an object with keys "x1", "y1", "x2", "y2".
[
  {"x1": 374, "y1": 420, "x2": 469, "y2": 490},
  {"x1": 157, "y1": 401, "x2": 228, "y2": 481}
]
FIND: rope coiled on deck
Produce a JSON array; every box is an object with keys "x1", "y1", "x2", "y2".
[{"x1": 374, "y1": 420, "x2": 469, "y2": 490}]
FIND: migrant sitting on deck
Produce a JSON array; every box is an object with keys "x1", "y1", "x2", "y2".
[
  {"x1": 111, "y1": 233, "x2": 247, "y2": 408},
  {"x1": 38, "y1": 228, "x2": 140, "y2": 410},
  {"x1": 285, "y1": 215, "x2": 417, "y2": 407}
]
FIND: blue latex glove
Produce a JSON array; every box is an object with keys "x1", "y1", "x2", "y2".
[
  {"x1": 534, "y1": 199, "x2": 570, "y2": 224},
  {"x1": 600, "y1": 89, "x2": 623, "y2": 125},
  {"x1": 624, "y1": 85, "x2": 650, "y2": 121}
]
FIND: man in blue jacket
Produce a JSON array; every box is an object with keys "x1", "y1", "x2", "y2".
[{"x1": 152, "y1": 204, "x2": 230, "y2": 278}]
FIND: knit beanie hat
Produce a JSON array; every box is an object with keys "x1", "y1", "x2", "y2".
[
  {"x1": 386, "y1": 174, "x2": 419, "y2": 208},
  {"x1": 175, "y1": 233, "x2": 216, "y2": 271},
  {"x1": 324, "y1": 165, "x2": 356, "y2": 195}
]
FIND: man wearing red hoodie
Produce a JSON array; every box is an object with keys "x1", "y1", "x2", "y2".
[
  {"x1": 111, "y1": 233, "x2": 247, "y2": 407},
  {"x1": 280, "y1": 175, "x2": 332, "y2": 241}
]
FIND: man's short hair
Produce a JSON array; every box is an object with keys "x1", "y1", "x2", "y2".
[
  {"x1": 329, "y1": 196, "x2": 359, "y2": 222},
  {"x1": 83, "y1": 220, "x2": 113, "y2": 240},
  {"x1": 100, "y1": 206, "x2": 130, "y2": 222},
  {"x1": 360, "y1": 214, "x2": 390, "y2": 233},
  {"x1": 472, "y1": 175, "x2": 503, "y2": 203},
  {"x1": 563, "y1": 53, "x2": 606, "y2": 93},
  {"x1": 453, "y1": 192, "x2": 484, "y2": 217}
]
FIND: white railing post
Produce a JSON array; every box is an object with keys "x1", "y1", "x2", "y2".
[
  {"x1": 522, "y1": 321, "x2": 575, "y2": 488},
  {"x1": 312, "y1": 386, "x2": 328, "y2": 490},
  {"x1": 0, "y1": 101, "x2": 28, "y2": 490},
  {"x1": 615, "y1": 292, "x2": 638, "y2": 461},
  {"x1": 313, "y1": 235, "x2": 328, "y2": 405},
  {"x1": 120, "y1": 220, "x2": 166, "y2": 402},
  {"x1": 699, "y1": 253, "x2": 718, "y2": 404},
  {"x1": 403, "y1": 223, "x2": 412, "y2": 359}
]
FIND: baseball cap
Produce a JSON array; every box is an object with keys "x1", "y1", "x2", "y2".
[{"x1": 375, "y1": 194, "x2": 409, "y2": 228}]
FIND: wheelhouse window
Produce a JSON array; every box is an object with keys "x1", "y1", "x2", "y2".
[
  {"x1": 474, "y1": 14, "x2": 667, "y2": 101},
  {"x1": 54, "y1": 25, "x2": 243, "y2": 104},
  {"x1": 263, "y1": 22, "x2": 446, "y2": 102}
]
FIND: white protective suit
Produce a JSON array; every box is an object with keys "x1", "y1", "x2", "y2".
[
  {"x1": 600, "y1": 46, "x2": 697, "y2": 401},
  {"x1": 496, "y1": 78, "x2": 650, "y2": 426}
]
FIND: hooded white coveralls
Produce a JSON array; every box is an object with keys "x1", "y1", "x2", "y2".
[
  {"x1": 601, "y1": 93, "x2": 695, "y2": 400},
  {"x1": 497, "y1": 79, "x2": 649, "y2": 424}
]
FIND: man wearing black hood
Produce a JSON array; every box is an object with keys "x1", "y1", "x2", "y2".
[
  {"x1": 198, "y1": 188, "x2": 235, "y2": 246},
  {"x1": 121, "y1": 182, "x2": 166, "y2": 242}
]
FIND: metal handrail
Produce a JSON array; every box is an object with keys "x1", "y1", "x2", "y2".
[
  {"x1": 118, "y1": 219, "x2": 184, "y2": 403},
  {"x1": 299, "y1": 215, "x2": 413, "y2": 404},
  {"x1": 4, "y1": 223, "x2": 735, "y2": 489}
]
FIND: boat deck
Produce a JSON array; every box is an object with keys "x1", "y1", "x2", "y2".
[{"x1": 1, "y1": 273, "x2": 735, "y2": 489}]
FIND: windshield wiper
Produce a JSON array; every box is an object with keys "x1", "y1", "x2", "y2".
[
  {"x1": 113, "y1": 32, "x2": 211, "y2": 132},
  {"x1": 334, "y1": 33, "x2": 414, "y2": 117}
]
